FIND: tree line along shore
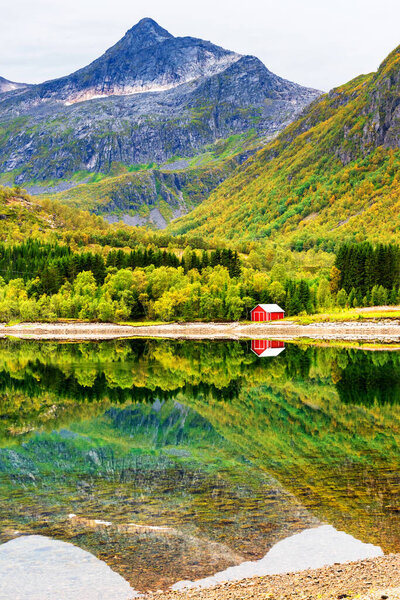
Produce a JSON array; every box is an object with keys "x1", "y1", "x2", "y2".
[
  {"x1": 0, "y1": 234, "x2": 400, "y2": 325},
  {"x1": 1, "y1": 188, "x2": 400, "y2": 325}
]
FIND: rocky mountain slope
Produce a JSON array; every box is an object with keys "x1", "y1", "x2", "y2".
[
  {"x1": 169, "y1": 44, "x2": 400, "y2": 248},
  {"x1": 35, "y1": 134, "x2": 259, "y2": 228},
  {"x1": 0, "y1": 76, "x2": 28, "y2": 94},
  {"x1": 0, "y1": 18, "x2": 320, "y2": 223},
  {"x1": 38, "y1": 158, "x2": 240, "y2": 228}
]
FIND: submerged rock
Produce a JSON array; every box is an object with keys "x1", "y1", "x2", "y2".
[
  {"x1": 172, "y1": 525, "x2": 383, "y2": 590},
  {"x1": 0, "y1": 535, "x2": 136, "y2": 599}
]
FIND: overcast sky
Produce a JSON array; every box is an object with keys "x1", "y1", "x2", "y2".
[{"x1": 2, "y1": 0, "x2": 400, "y2": 91}]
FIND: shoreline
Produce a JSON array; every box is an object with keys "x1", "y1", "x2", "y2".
[
  {"x1": 145, "y1": 554, "x2": 400, "y2": 599},
  {"x1": 2, "y1": 320, "x2": 400, "y2": 341}
]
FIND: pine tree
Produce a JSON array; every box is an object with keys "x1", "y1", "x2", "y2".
[
  {"x1": 390, "y1": 286, "x2": 398, "y2": 305},
  {"x1": 347, "y1": 287, "x2": 356, "y2": 308},
  {"x1": 336, "y1": 289, "x2": 347, "y2": 308},
  {"x1": 371, "y1": 285, "x2": 380, "y2": 306}
]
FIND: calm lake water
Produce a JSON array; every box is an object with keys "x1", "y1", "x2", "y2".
[{"x1": 0, "y1": 338, "x2": 399, "y2": 595}]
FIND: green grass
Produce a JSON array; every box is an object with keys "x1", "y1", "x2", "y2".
[{"x1": 289, "y1": 307, "x2": 400, "y2": 324}]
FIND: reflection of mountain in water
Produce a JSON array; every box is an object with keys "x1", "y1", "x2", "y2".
[
  {"x1": 0, "y1": 339, "x2": 400, "y2": 589},
  {"x1": 0, "y1": 398, "x2": 319, "y2": 591}
]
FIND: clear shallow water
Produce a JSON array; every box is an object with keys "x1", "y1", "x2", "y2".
[{"x1": 0, "y1": 339, "x2": 399, "y2": 593}]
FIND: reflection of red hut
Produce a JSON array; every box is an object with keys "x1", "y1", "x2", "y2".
[
  {"x1": 251, "y1": 304, "x2": 285, "y2": 322},
  {"x1": 251, "y1": 339, "x2": 285, "y2": 357}
]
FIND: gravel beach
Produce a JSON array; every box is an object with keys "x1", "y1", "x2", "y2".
[
  {"x1": 145, "y1": 555, "x2": 400, "y2": 600},
  {"x1": 2, "y1": 320, "x2": 400, "y2": 341}
]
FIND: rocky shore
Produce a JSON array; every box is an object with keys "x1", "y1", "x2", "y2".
[
  {"x1": 146, "y1": 555, "x2": 400, "y2": 600},
  {"x1": 2, "y1": 320, "x2": 400, "y2": 342}
]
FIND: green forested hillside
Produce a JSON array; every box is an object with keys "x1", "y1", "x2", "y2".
[
  {"x1": 169, "y1": 45, "x2": 400, "y2": 250},
  {"x1": 2, "y1": 185, "x2": 400, "y2": 321},
  {"x1": 0, "y1": 185, "x2": 110, "y2": 241},
  {"x1": 0, "y1": 186, "x2": 320, "y2": 322}
]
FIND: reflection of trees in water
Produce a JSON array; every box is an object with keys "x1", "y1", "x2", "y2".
[
  {"x1": 283, "y1": 344, "x2": 400, "y2": 406},
  {"x1": 0, "y1": 361, "x2": 244, "y2": 404},
  {"x1": 282, "y1": 344, "x2": 312, "y2": 380},
  {"x1": 0, "y1": 338, "x2": 399, "y2": 443},
  {"x1": 336, "y1": 351, "x2": 400, "y2": 405},
  {"x1": 0, "y1": 339, "x2": 259, "y2": 440},
  {"x1": 0, "y1": 339, "x2": 255, "y2": 396}
]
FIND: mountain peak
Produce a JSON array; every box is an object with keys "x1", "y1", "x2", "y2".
[
  {"x1": 0, "y1": 20, "x2": 322, "y2": 191},
  {"x1": 130, "y1": 17, "x2": 172, "y2": 33},
  {"x1": 42, "y1": 18, "x2": 241, "y2": 105},
  {"x1": 121, "y1": 18, "x2": 174, "y2": 51},
  {"x1": 7, "y1": 17, "x2": 317, "y2": 118}
]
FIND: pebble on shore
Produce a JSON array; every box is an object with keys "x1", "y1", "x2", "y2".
[{"x1": 144, "y1": 554, "x2": 400, "y2": 600}]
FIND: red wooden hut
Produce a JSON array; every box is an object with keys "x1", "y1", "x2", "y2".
[
  {"x1": 250, "y1": 304, "x2": 285, "y2": 322},
  {"x1": 251, "y1": 339, "x2": 285, "y2": 357}
]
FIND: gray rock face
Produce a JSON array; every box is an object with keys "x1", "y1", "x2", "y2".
[
  {"x1": 0, "y1": 19, "x2": 322, "y2": 184},
  {"x1": 291, "y1": 46, "x2": 400, "y2": 166},
  {"x1": 360, "y1": 49, "x2": 400, "y2": 150}
]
